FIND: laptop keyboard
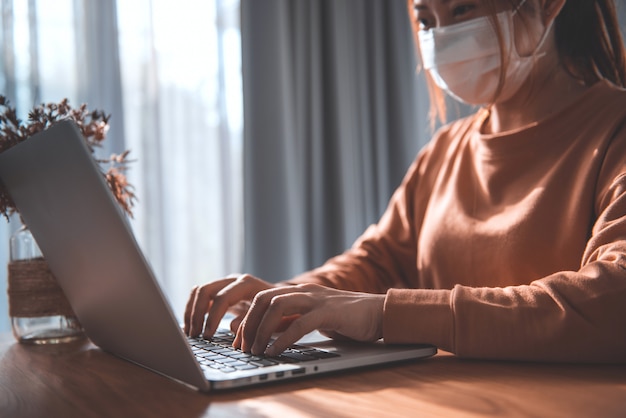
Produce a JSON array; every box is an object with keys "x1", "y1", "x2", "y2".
[{"x1": 188, "y1": 329, "x2": 340, "y2": 373}]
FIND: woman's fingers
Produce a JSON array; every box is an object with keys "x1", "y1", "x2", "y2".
[
  {"x1": 186, "y1": 278, "x2": 385, "y2": 357},
  {"x1": 233, "y1": 284, "x2": 385, "y2": 356},
  {"x1": 235, "y1": 284, "x2": 327, "y2": 354},
  {"x1": 185, "y1": 277, "x2": 236, "y2": 337},
  {"x1": 232, "y1": 286, "x2": 303, "y2": 351},
  {"x1": 203, "y1": 278, "x2": 258, "y2": 338},
  {"x1": 227, "y1": 302, "x2": 300, "y2": 334},
  {"x1": 184, "y1": 274, "x2": 276, "y2": 339},
  {"x1": 250, "y1": 292, "x2": 316, "y2": 355},
  {"x1": 226, "y1": 300, "x2": 251, "y2": 333},
  {"x1": 264, "y1": 314, "x2": 320, "y2": 356},
  {"x1": 183, "y1": 285, "x2": 200, "y2": 335}
]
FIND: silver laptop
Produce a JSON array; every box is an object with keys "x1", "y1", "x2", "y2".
[{"x1": 0, "y1": 120, "x2": 436, "y2": 391}]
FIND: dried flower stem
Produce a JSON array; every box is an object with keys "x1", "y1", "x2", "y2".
[{"x1": 0, "y1": 96, "x2": 136, "y2": 220}]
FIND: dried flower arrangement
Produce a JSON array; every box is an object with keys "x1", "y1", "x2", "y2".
[{"x1": 0, "y1": 96, "x2": 136, "y2": 220}]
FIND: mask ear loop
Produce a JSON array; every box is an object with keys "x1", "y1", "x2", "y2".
[
  {"x1": 488, "y1": 0, "x2": 547, "y2": 109},
  {"x1": 512, "y1": 0, "x2": 528, "y2": 16},
  {"x1": 511, "y1": 0, "x2": 554, "y2": 60},
  {"x1": 530, "y1": 14, "x2": 557, "y2": 59}
]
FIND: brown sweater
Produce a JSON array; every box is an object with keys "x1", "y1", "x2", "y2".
[{"x1": 290, "y1": 80, "x2": 626, "y2": 362}]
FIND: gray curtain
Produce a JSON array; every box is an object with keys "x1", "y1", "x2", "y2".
[
  {"x1": 73, "y1": 0, "x2": 126, "y2": 157},
  {"x1": 241, "y1": 0, "x2": 430, "y2": 281}
]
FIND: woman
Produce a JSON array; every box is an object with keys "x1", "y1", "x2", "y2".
[{"x1": 185, "y1": 0, "x2": 626, "y2": 362}]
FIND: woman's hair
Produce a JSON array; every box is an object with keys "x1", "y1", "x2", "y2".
[
  {"x1": 408, "y1": 0, "x2": 626, "y2": 127},
  {"x1": 555, "y1": 1, "x2": 626, "y2": 87}
]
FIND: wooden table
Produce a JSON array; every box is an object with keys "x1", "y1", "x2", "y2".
[{"x1": 0, "y1": 333, "x2": 625, "y2": 418}]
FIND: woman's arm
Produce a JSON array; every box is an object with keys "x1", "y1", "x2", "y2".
[{"x1": 385, "y1": 151, "x2": 626, "y2": 363}]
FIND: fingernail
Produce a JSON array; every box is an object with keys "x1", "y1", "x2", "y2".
[{"x1": 265, "y1": 346, "x2": 277, "y2": 357}]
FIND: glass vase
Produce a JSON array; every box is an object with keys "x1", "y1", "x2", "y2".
[{"x1": 8, "y1": 224, "x2": 84, "y2": 344}]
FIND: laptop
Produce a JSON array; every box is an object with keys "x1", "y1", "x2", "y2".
[{"x1": 0, "y1": 120, "x2": 436, "y2": 391}]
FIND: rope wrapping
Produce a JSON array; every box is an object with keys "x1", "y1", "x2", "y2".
[{"x1": 7, "y1": 258, "x2": 78, "y2": 318}]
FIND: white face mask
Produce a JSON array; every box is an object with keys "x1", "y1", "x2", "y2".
[{"x1": 418, "y1": 1, "x2": 553, "y2": 105}]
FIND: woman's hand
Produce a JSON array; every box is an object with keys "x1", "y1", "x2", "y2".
[
  {"x1": 233, "y1": 283, "x2": 385, "y2": 357},
  {"x1": 183, "y1": 274, "x2": 276, "y2": 339}
]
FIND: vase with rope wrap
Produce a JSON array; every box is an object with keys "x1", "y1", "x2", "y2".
[
  {"x1": 1, "y1": 98, "x2": 135, "y2": 344},
  {"x1": 8, "y1": 223, "x2": 84, "y2": 344}
]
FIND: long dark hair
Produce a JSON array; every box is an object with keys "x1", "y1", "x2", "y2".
[{"x1": 555, "y1": 0, "x2": 626, "y2": 87}]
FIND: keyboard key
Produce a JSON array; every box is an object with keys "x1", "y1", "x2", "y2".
[
  {"x1": 209, "y1": 347, "x2": 236, "y2": 354},
  {"x1": 277, "y1": 352, "x2": 318, "y2": 362},
  {"x1": 189, "y1": 333, "x2": 341, "y2": 375},
  {"x1": 306, "y1": 350, "x2": 340, "y2": 359},
  {"x1": 234, "y1": 364, "x2": 259, "y2": 371},
  {"x1": 250, "y1": 358, "x2": 279, "y2": 367},
  {"x1": 231, "y1": 352, "x2": 255, "y2": 360},
  {"x1": 227, "y1": 360, "x2": 250, "y2": 368},
  {"x1": 215, "y1": 357, "x2": 240, "y2": 365}
]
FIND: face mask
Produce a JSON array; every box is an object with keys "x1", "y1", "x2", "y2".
[{"x1": 418, "y1": 0, "x2": 553, "y2": 105}]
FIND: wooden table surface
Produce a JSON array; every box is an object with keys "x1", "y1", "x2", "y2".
[{"x1": 0, "y1": 333, "x2": 625, "y2": 417}]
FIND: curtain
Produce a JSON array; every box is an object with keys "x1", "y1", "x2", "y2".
[
  {"x1": 116, "y1": 0, "x2": 243, "y2": 321},
  {"x1": 0, "y1": 0, "x2": 242, "y2": 332},
  {"x1": 241, "y1": 0, "x2": 430, "y2": 282}
]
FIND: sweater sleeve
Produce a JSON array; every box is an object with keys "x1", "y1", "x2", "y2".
[{"x1": 385, "y1": 134, "x2": 626, "y2": 363}]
